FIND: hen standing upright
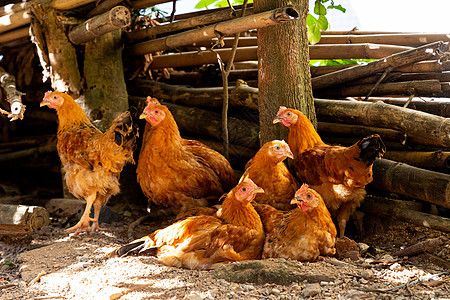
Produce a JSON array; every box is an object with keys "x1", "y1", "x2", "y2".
[
  {"x1": 137, "y1": 97, "x2": 236, "y2": 213},
  {"x1": 273, "y1": 106, "x2": 385, "y2": 237},
  {"x1": 110, "y1": 177, "x2": 265, "y2": 269},
  {"x1": 244, "y1": 140, "x2": 299, "y2": 210},
  {"x1": 40, "y1": 91, "x2": 138, "y2": 235},
  {"x1": 254, "y1": 184, "x2": 337, "y2": 261}
]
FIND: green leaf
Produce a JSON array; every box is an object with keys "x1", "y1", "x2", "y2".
[
  {"x1": 3, "y1": 261, "x2": 15, "y2": 266},
  {"x1": 195, "y1": 0, "x2": 219, "y2": 9},
  {"x1": 306, "y1": 14, "x2": 317, "y2": 27},
  {"x1": 307, "y1": 23, "x2": 322, "y2": 45},
  {"x1": 314, "y1": 1, "x2": 327, "y2": 15},
  {"x1": 214, "y1": 0, "x2": 229, "y2": 7},
  {"x1": 328, "y1": 4, "x2": 346, "y2": 13},
  {"x1": 317, "y1": 15, "x2": 329, "y2": 30}
]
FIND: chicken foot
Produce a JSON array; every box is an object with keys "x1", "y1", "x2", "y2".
[
  {"x1": 91, "y1": 200, "x2": 107, "y2": 232},
  {"x1": 66, "y1": 194, "x2": 96, "y2": 235}
]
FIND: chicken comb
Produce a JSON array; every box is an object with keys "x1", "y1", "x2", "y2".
[
  {"x1": 44, "y1": 90, "x2": 53, "y2": 99},
  {"x1": 276, "y1": 106, "x2": 287, "y2": 116},
  {"x1": 298, "y1": 183, "x2": 309, "y2": 194},
  {"x1": 146, "y1": 96, "x2": 160, "y2": 107},
  {"x1": 238, "y1": 172, "x2": 250, "y2": 184}
]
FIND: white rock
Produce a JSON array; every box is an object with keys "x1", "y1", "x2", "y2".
[{"x1": 303, "y1": 283, "x2": 321, "y2": 297}]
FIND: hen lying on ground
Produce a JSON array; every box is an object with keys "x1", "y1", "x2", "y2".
[
  {"x1": 40, "y1": 91, "x2": 138, "y2": 235},
  {"x1": 137, "y1": 97, "x2": 236, "y2": 213},
  {"x1": 244, "y1": 140, "x2": 299, "y2": 210},
  {"x1": 109, "y1": 177, "x2": 265, "y2": 269},
  {"x1": 254, "y1": 184, "x2": 336, "y2": 261},
  {"x1": 274, "y1": 106, "x2": 385, "y2": 237}
]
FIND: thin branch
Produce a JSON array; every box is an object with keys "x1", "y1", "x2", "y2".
[{"x1": 364, "y1": 66, "x2": 394, "y2": 100}]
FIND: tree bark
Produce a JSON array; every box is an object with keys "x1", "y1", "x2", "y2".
[
  {"x1": 392, "y1": 237, "x2": 449, "y2": 257},
  {"x1": 370, "y1": 159, "x2": 450, "y2": 209},
  {"x1": 0, "y1": 204, "x2": 50, "y2": 237},
  {"x1": 69, "y1": 6, "x2": 131, "y2": 45},
  {"x1": 362, "y1": 97, "x2": 450, "y2": 118},
  {"x1": 255, "y1": 0, "x2": 313, "y2": 145},
  {"x1": 312, "y1": 41, "x2": 449, "y2": 90},
  {"x1": 83, "y1": 30, "x2": 129, "y2": 131},
  {"x1": 383, "y1": 151, "x2": 450, "y2": 173},
  {"x1": 30, "y1": 4, "x2": 82, "y2": 95},
  {"x1": 314, "y1": 100, "x2": 450, "y2": 148}
]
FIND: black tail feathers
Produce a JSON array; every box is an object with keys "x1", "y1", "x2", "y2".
[
  {"x1": 357, "y1": 134, "x2": 386, "y2": 165},
  {"x1": 113, "y1": 107, "x2": 139, "y2": 149},
  {"x1": 109, "y1": 240, "x2": 157, "y2": 258}
]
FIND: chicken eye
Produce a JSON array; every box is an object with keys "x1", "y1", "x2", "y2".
[
  {"x1": 53, "y1": 96, "x2": 58, "y2": 99},
  {"x1": 275, "y1": 146, "x2": 281, "y2": 150},
  {"x1": 154, "y1": 110, "x2": 159, "y2": 114},
  {"x1": 306, "y1": 193, "x2": 312, "y2": 199},
  {"x1": 241, "y1": 187, "x2": 247, "y2": 192},
  {"x1": 286, "y1": 112, "x2": 291, "y2": 116}
]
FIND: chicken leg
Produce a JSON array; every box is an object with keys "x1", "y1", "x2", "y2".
[
  {"x1": 66, "y1": 193, "x2": 97, "y2": 236},
  {"x1": 91, "y1": 198, "x2": 107, "y2": 232}
]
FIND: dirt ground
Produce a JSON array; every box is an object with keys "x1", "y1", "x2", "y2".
[{"x1": 0, "y1": 212, "x2": 449, "y2": 300}]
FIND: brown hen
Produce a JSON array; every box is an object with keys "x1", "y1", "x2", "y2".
[
  {"x1": 274, "y1": 106, "x2": 385, "y2": 237},
  {"x1": 40, "y1": 91, "x2": 138, "y2": 235},
  {"x1": 110, "y1": 177, "x2": 265, "y2": 269}
]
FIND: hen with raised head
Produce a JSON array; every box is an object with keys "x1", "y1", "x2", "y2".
[
  {"x1": 244, "y1": 140, "x2": 299, "y2": 210},
  {"x1": 40, "y1": 91, "x2": 138, "y2": 235},
  {"x1": 254, "y1": 184, "x2": 336, "y2": 261},
  {"x1": 137, "y1": 97, "x2": 236, "y2": 213},
  {"x1": 273, "y1": 106, "x2": 385, "y2": 237},
  {"x1": 110, "y1": 177, "x2": 265, "y2": 269}
]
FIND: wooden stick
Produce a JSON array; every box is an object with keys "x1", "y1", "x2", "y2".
[
  {"x1": 322, "y1": 30, "x2": 411, "y2": 35},
  {"x1": 126, "y1": 8, "x2": 254, "y2": 42},
  {"x1": 383, "y1": 151, "x2": 450, "y2": 173},
  {"x1": 318, "y1": 33, "x2": 450, "y2": 46},
  {"x1": 315, "y1": 99, "x2": 450, "y2": 148},
  {"x1": 0, "y1": 66, "x2": 26, "y2": 121},
  {"x1": 0, "y1": 2, "x2": 30, "y2": 17},
  {"x1": 69, "y1": 6, "x2": 131, "y2": 44},
  {"x1": 371, "y1": 159, "x2": 450, "y2": 209},
  {"x1": 0, "y1": 143, "x2": 56, "y2": 163},
  {"x1": 130, "y1": 0, "x2": 173, "y2": 10},
  {"x1": 312, "y1": 41, "x2": 449, "y2": 90},
  {"x1": 392, "y1": 237, "x2": 449, "y2": 257},
  {"x1": 51, "y1": 0, "x2": 96, "y2": 10},
  {"x1": 360, "y1": 196, "x2": 450, "y2": 233},
  {"x1": 0, "y1": 27, "x2": 29, "y2": 45},
  {"x1": 129, "y1": 6, "x2": 299, "y2": 56},
  {"x1": 0, "y1": 204, "x2": 50, "y2": 237},
  {"x1": 0, "y1": 9, "x2": 30, "y2": 35},
  {"x1": 315, "y1": 79, "x2": 443, "y2": 97}
]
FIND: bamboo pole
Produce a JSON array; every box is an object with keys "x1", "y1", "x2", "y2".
[
  {"x1": 360, "y1": 196, "x2": 450, "y2": 233},
  {"x1": 383, "y1": 151, "x2": 450, "y2": 173},
  {"x1": 51, "y1": 0, "x2": 97, "y2": 10},
  {"x1": 0, "y1": 9, "x2": 31, "y2": 35},
  {"x1": 0, "y1": 26, "x2": 29, "y2": 44},
  {"x1": 128, "y1": 6, "x2": 299, "y2": 56},
  {"x1": 312, "y1": 41, "x2": 449, "y2": 90},
  {"x1": 0, "y1": 2, "x2": 30, "y2": 17},
  {"x1": 370, "y1": 158, "x2": 450, "y2": 209},
  {"x1": 68, "y1": 6, "x2": 131, "y2": 44},
  {"x1": 318, "y1": 33, "x2": 450, "y2": 46},
  {"x1": 310, "y1": 43, "x2": 412, "y2": 59},
  {"x1": 314, "y1": 99, "x2": 450, "y2": 148},
  {"x1": 322, "y1": 30, "x2": 411, "y2": 35},
  {"x1": 315, "y1": 79, "x2": 443, "y2": 97},
  {"x1": 126, "y1": 8, "x2": 254, "y2": 42}
]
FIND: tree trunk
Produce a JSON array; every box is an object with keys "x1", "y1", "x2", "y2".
[
  {"x1": 255, "y1": 0, "x2": 314, "y2": 145},
  {"x1": 83, "y1": 30, "x2": 129, "y2": 131}
]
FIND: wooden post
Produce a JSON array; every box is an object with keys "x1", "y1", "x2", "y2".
[
  {"x1": 370, "y1": 159, "x2": 450, "y2": 209},
  {"x1": 312, "y1": 41, "x2": 449, "y2": 90},
  {"x1": 0, "y1": 204, "x2": 50, "y2": 237},
  {"x1": 128, "y1": 6, "x2": 299, "y2": 56},
  {"x1": 69, "y1": 6, "x2": 131, "y2": 45}
]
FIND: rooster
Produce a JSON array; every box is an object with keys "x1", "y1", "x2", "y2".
[
  {"x1": 109, "y1": 177, "x2": 265, "y2": 269},
  {"x1": 244, "y1": 140, "x2": 299, "y2": 210},
  {"x1": 40, "y1": 91, "x2": 138, "y2": 235},
  {"x1": 137, "y1": 97, "x2": 235, "y2": 213},
  {"x1": 254, "y1": 184, "x2": 336, "y2": 261},
  {"x1": 273, "y1": 106, "x2": 385, "y2": 237}
]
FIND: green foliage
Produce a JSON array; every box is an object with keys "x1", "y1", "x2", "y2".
[
  {"x1": 310, "y1": 59, "x2": 376, "y2": 66},
  {"x1": 3, "y1": 260, "x2": 15, "y2": 266},
  {"x1": 195, "y1": 0, "x2": 251, "y2": 9},
  {"x1": 308, "y1": 0, "x2": 346, "y2": 45}
]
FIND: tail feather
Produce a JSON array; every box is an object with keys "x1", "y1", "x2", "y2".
[
  {"x1": 109, "y1": 240, "x2": 157, "y2": 257},
  {"x1": 111, "y1": 107, "x2": 139, "y2": 151},
  {"x1": 357, "y1": 134, "x2": 386, "y2": 165}
]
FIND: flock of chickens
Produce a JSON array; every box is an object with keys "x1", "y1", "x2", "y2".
[{"x1": 40, "y1": 91, "x2": 386, "y2": 269}]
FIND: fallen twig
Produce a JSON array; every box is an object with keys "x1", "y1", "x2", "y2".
[
  {"x1": 392, "y1": 237, "x2": 448, "y2": 257},
  {"x1": 28, "y1": 270, "x2": 47, "y2": 285},
  {"x1": 0, "y1": 283, "x2": 17, "y2": 290}
]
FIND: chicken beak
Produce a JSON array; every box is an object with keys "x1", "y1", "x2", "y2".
[
  {"x1": 40, "y1": 100, "x2": 50, "y2": 107},
  {"x1": 290, "y1": 196, "x2": 302, "y2": 205},
  {"x1": 139, "y1": 112, "x2": 148, "y2": 119},
  {"x1": 273, "y1": 116, "x2": 282, "y2": 124},
  {"x1": 252, "y1": 187, "x2": 265, "y2": 194},
  {"x1": 285, "y1": 148, "x2": 294, "y2": 160}
]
